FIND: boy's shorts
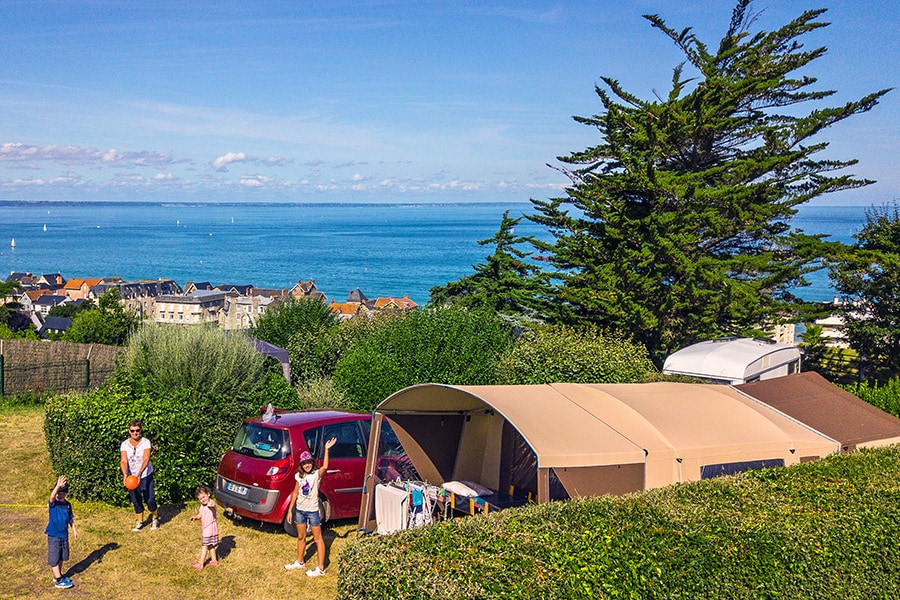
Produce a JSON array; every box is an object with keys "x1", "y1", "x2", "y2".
[
  {"x1": 47, "y1": 536, "x2": 70, "y2": 566},
  {"x1": 293, "y1": 508, "x2": 322, "y2": 527}
]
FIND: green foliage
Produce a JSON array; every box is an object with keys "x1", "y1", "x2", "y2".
[
  {"x1": 63, "y1": 288, "x2": 140, "y2": 345},
  {"x1": 0, "y1": 323, "x2": 39, "y2": 339},
  {"x1": 430, "y1": 211, "x2": 556, "y2": 327},
  {"x1": 250, "y1": 296, "x2": 343, "y2": 380},
  {"x1": 841, "y1": 377, "x2": 900, "y2": 418},
  {"x1": 798, "y1": 323, "x2": 829, "y2": 373},
  {"x1": 119, "y1": 323, "x2": 267, "y2": 403},
  {"x1": 338, "y1": 447, "x2": 900, "y2": 599},
  {"x1": 295, "y1": 375, "x2": 355, "y2": 411},
  {"x1": 829, "y1": 204, "x2": 900, "y2": 378},
  {"x1": 497, "y1": 325, "x2": 655, "y2": 384},
  {"x1": 332, "y1": 307, "x2": 512, "y2": 411},
  {"x1": 528, "y1": 1, "x2": 888, "y2": 365},
  {"x1": 0, "y1": 390, "x2": 47, "y2": 409},
  {"x1": 45, "y1": 323, "x2": 282, "y2": 504},
  {"x1": 48, "y1": 299, "x2": 95, "y2": 319}
]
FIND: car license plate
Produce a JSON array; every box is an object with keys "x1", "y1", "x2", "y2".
[{"x1": 226, "y1": 481, "x2": 248, "y2": 496}]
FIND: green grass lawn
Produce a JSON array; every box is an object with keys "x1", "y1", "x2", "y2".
[{"x1": 0, "y1": 406, "x2": 356, "y2": 600}]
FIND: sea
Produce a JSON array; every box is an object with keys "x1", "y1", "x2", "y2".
[{"x1": 0, "y1": 200, "x2": 870, "y2": 306}]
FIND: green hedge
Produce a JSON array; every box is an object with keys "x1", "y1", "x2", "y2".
[
  {"x1": 43, "y1": 325, "x2": 301, "y2": 505},
  {"x1": 338, "y1": 447, "x2": 900, "y2": 599}
]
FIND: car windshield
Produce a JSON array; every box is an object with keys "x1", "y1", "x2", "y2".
[{"x1": 231, "y1": 423, "x2": 290, "y2": 460}]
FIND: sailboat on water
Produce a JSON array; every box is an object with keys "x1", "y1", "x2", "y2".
[{"x1": 10, "y1": 238, "x2": 15, "y2": 248}]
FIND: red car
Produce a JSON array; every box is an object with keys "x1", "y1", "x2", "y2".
[{"x1": 216, "y1": 409, "x2": 372, "y2": 535}]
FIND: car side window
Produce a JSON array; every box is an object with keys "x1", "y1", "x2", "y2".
[
  {"x1": 322, "y1": 421, "x2": 366, "y2": 459},
  {"x1": 303, "y1": 427, "x2": 321, "y2": 458}
]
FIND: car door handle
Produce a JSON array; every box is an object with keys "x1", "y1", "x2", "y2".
[{"x1": 326, "y1": 469, "x2": 341, "y2": 474}]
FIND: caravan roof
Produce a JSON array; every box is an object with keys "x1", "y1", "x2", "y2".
[{"x1": 662, "y1": 337, "x2": 801, "y2": 384}]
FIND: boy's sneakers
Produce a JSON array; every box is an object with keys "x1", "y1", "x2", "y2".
[
  {"x1": 132, "y1": 521, "x2": 144, "y2": 532},
  {"x1": 54, "y1": 577, "x2": 74, "y2": 589},
  {"x1": 151, "y1": 518, "x2": 159, "y2": 530},
  {"x1": 306, "y1": 567, "x2": 326, "y2": 577},
  {"x1": 284, "y1": 560, "x2": 305, "y2": 570}
]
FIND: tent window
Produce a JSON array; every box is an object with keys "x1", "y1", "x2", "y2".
[
  {"x1": 700, "y1": 459, "x2": 784, "y2": 480},
  {"x1": 374, "y1": 420, "x2": 420, "y2": 483}
]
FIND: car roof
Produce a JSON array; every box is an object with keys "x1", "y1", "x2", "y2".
[{"x1": 245, "y1": 409, "x2": 368, "y2": 429}]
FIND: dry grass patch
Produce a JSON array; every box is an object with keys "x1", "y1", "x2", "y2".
[{"x1": 0, "y1": 406, "x2": 355, "y2": 600}]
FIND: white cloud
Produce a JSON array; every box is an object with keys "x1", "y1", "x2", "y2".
[
  {"x1": 0, "y1": 142, "x2": 181, "y2": 169},
  {"x1": 212, "y1": 151, "x2": 247, "y2": 171},
  {"x1": 239, "y1": 174, "x2": 269, "y2": 187}
]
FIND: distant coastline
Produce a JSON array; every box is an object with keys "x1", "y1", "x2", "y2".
[{"x1": 0, "y1": 201, "x2": 869, "y2": 305}]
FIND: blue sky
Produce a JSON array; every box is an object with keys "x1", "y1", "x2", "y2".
[{"x1": 1, "y1": 1, "x2": 896, "y2": 205}]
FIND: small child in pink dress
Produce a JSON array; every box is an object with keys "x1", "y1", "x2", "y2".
[{"x1": 190, "y1": 486, "x2": 219, "y2": 569}]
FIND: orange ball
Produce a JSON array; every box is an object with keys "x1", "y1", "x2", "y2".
[{"x1": 124, "y1": 475, "x2": 140, "y2": 490}]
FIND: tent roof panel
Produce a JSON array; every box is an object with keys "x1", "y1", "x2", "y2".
[
  {"x1": 736, "y1": 372, "x2": 900, "y2": 450},
  {"x1": 379, "y1": 384, "x2": 647, "y2": 468}
]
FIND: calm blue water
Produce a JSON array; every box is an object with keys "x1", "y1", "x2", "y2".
[{"x1": 0, "y1": 201, "x2": 868, "y2": 305}]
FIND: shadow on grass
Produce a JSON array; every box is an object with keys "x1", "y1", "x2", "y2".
[
  {"x1": 158, "y1": 502, "x2": 187, "y2": 526},
  {"x1": 66, "y1": 542, "x2": 119, "y2": 577},
  {"x1": 217, "y1": 535, "x2": 236, "y2": 560}
]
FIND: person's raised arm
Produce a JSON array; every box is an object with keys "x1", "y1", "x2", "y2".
[
  {"x1": 50, "y1": 475, "x2": 66, "y2": 502},
  {"x1": 318, "y1": 437, "x2": 337, "y2": 477}
]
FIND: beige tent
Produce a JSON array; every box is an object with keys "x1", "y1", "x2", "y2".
[{"x1": 358, "y1": 382, "x2": 840, "y2": 532}]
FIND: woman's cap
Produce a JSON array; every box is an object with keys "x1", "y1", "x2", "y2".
[{"x1": 299, "y1": 451, "x2": 313, "y2": 462}]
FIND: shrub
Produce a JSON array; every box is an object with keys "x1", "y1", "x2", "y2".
[
  {"x1": 338, "y1": 447, "x2": 900, "y2": 599},
  {"x1": 251, "y1": 296, "x2": 343, "y2": 380},
  {"x1": 841, "y1": 377, "x2": 900, "y2": 418},
  {"x1": 496, "y1": 325, "x2": 655, "y2": 384},
  {"x1": 44, "y1": 324, "x2": 279, "y2": 504},
  {"x1": 295, "y1": 375, "x2": 355, "y2": 411},
  {"x1": 332, "y1": 307, "x2": 512, "y2": 411}
]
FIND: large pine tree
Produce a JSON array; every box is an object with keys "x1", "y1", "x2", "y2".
[{"x1": 529, "y1": 0, "x2": 889, "y2": 364}]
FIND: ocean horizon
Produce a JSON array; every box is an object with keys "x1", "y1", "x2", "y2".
[{"x1": 1, "y1": 200, "x2": 872, "y2": 306}]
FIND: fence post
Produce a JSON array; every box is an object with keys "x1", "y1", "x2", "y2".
[
  {"x1": 85, "y1": 358, "x2": 90, "y2": 390},
  {"x1": 0, "y1": 353, "x2": 4, "y2": 396}
]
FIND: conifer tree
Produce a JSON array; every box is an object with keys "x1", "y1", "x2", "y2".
[
  {"x1": 430, "y1": 210, "x2": 554, "y2": 325},
  {"x1": 529, "y1": 0, "x2": 889, "y2": 363},
  {"x1": 829, "y1": 204, "x2": 900, "y2": 378}
]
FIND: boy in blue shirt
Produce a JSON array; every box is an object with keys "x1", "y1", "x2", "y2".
[{"x1": 46, "y1": 475, "x2": 78, "y2": 589}]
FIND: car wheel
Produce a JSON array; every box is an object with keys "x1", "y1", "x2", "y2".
[
  {"x1": 282, "y1": 511, "x2": 298, "y2": 537},
  {"x1": 319, "y1": 497, "x2": 331, "y2": 523}
]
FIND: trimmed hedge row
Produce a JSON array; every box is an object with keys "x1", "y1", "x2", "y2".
[{"x1": 338, "y1": 447, "x2": 900, "y2": 599}]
